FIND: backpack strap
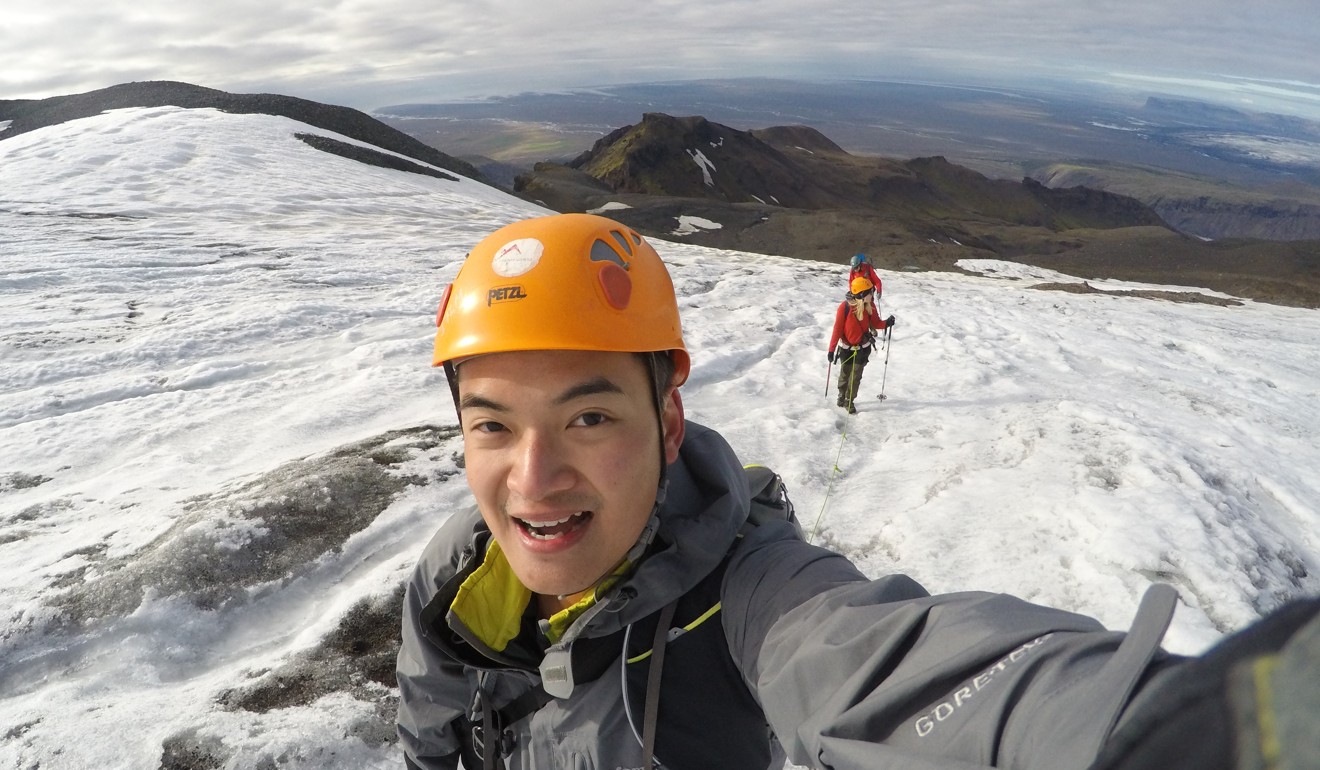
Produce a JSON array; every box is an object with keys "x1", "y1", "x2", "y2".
[{"x1": 642, "y1": 599, "x2": 680, "y2": 770}]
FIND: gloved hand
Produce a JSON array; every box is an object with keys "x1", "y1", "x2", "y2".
[
  {"x1": 885, "y1": 315, "x2": 897, "y2": 329},
  {"x1": 827, "y1": 349, "x2": 836, "y2": 364}
]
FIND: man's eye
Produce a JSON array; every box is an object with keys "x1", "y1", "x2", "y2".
[
  {"x1": 572, "y1": 412, "x2": 609, "y2": 428},
  {"x1": 470, "y1": 420, "x2": 507, "y2": 434}
]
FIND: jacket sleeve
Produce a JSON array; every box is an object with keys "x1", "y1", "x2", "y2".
[
  {"x1": 396, "y1": 517, "x2": 479, "y2": 770},
  {"x1": 721, "y1": 523, "x2": 1176, "y2": 770},
  {"x1": 868, "y1": 304, "x2": 888, "y2": 332}
]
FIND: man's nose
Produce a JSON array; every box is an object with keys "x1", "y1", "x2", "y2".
[{"x1": 507, "y1": 430, "x2": 575, "y2": 500}]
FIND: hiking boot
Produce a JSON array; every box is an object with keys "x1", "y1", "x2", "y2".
[
  {"x1": 846, "y1": 402, "x2": 857, "y2": 414},
  {"x1": 836, "y1": 395, "x2": 846, "y2": 407}
]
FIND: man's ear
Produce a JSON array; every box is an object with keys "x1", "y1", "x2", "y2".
[{"x1": 661, "y1": 387, "x2": 685, "y2": 465}]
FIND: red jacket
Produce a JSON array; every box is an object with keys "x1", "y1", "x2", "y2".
[
  {"x1": 829, "y1": 300, "x2": 889, "y2": 350},
  {"x1": 848, "y1": 263, "x2": 883, "y2": 296}
]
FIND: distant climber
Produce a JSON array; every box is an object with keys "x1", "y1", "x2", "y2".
[
  {"x1": 828, "y1": 276, "x2": 894, "y2": 413},
  {"x1": 849, "y1": 253, "x2": 882, "y2": 311}
]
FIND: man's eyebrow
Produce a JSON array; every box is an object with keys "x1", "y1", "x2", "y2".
[
  {"x1": 457, "y1": 377, "x2": 626, "y2": 412},
  {"x1": 556, "y1": 376, "x2": 625, "y2": 405},
  {"x1": 458, "y1": 394, "x2": 505, "y2": 412}
]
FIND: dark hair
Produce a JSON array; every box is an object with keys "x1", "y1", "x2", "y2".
[
  {"x1": 639, "y1": 351, "x2": 678, "y2": 409},
  {"x1": 638, "y1": 351, "x2": 679, "y2": 486}
]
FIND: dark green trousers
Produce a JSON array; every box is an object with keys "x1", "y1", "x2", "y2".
[{"x1": 835, "y1": 345, "x2": 872, "y2": 406}]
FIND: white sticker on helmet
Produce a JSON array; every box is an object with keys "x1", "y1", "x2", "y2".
[{"x1": 491, "y1": 238, "x2": 544, "y2": 277}]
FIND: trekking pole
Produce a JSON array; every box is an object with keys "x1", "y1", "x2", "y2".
[
  {"x1": 877, "y1": 326, "x2": 892, "y2": 401},
  {"x1": 824, "y1": 355, "x2": 833, "y2": 398}
]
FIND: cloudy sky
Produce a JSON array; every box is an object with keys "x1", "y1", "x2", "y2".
[{"x1": 4, "y1": 1, "x2": 1320, "y2": 118}]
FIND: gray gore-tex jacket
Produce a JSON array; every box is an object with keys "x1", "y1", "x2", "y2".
[{"x1": 396, "y1": 421, "x2": 1181, "y2": 770}]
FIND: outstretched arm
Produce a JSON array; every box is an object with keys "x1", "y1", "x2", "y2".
[{"x1": 721, "y1": 524, "x2": 1174, "y2": 770}]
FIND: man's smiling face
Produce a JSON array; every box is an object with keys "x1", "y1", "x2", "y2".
[{"x1": 457, "y1": 349, "x2": 683, "y2": 615}]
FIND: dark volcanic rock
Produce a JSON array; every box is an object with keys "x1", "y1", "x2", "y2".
[{"x1": 569, "y1": 112, "x2": 840, "y2": 207}]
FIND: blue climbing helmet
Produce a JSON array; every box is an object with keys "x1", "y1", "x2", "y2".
[{"x1": 850, "y1": 253, "x2": 867, "y2": 268}]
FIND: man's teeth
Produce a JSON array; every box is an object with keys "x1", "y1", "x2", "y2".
[
  {"x1": 521, "y1": 512, "x2": 586, "y2": 540},
  {"x1": 525, "y1": 513, "x2": 579, "y2": 528}
]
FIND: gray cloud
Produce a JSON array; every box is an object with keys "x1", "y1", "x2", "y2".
[{"x1": 3, "y1": 0, "x2": 1319, "y2": 118}]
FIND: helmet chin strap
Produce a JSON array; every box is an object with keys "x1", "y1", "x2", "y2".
[
  {"x1": 637, "y1": 351, "x2": 675, "y2": 555},
  {"x1": 443, "y1": 360, "x2": 461, "y2": 420},
  {"x1": 555, "y1": 353, "x2": 674, "y2": 604},
  {"x1": 555, "y1": 424, "x2": 671, "y2": 604},
  {"x1": 550, "y1": 482, "x2": 667, "y2": 604},
  {"x1": 590, "y1": 352, "x2": 674, "y2": 596}
]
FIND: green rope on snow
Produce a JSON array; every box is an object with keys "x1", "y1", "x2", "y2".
[{"x1": 809, "y1": 348, "x2": 859, "y2": 543}]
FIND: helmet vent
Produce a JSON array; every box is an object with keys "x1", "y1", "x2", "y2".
[
  {"x1": 609, "y1": 230, "x2": 634, "y2": 256},
  {"x1": 589, "y1": 238, "x2": 630, "y2": 269}
]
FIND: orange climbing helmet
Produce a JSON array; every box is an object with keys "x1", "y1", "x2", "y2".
[
  {"x1": 433, "y1": 213, "x2": 690, "y2": 384},
  {"x1": 849, "y1": 276, "x2": 874, "y2": 296}
]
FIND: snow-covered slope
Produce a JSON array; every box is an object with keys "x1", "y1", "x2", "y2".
[{"x1": 2, "y1": 107, "x2": 1318, "y2": 769}]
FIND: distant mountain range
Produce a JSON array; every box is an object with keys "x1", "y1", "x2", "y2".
[
  {"x1": 508, "y1": 111, "x2": 1320, "y2": 307},
  {"x1": 515, "y1": 111, "x2": 1163, "y2": 257},
  {"x1": 4, "y1": 81, "x2": 1318, "y2": 308},
  {"x1": 376, "y1": 79, "x2": 1320, "y2": 243},
  {"x1": 567, "y1": 114, "x2": 1162, "y2": 227}
]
